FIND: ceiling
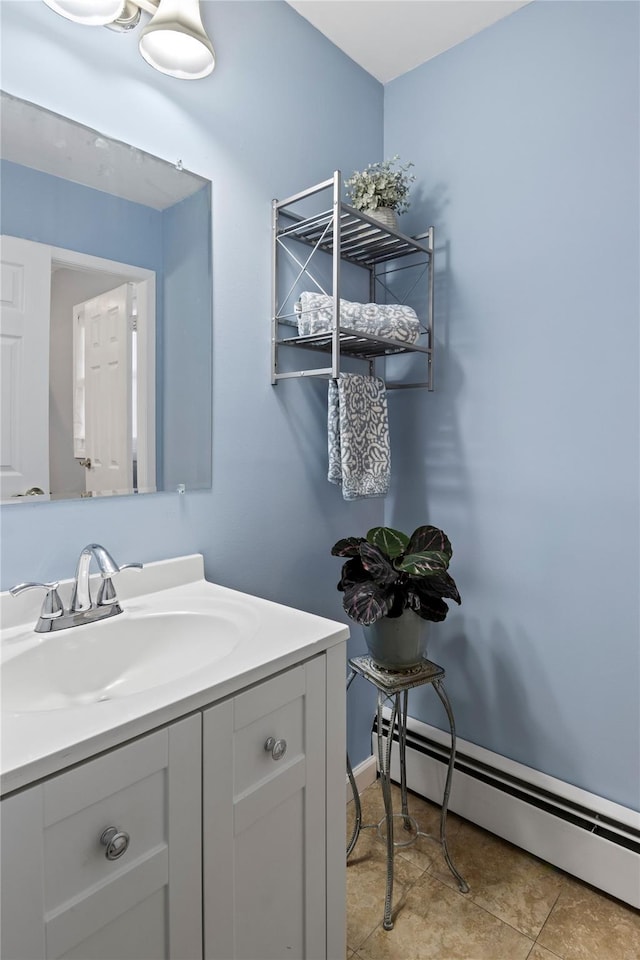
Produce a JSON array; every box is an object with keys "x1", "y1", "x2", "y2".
[{"x1": 287, "y1": 1, "x2": 532, "y2": 83}]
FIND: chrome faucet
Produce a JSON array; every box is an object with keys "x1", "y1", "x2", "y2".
[
  {"x1": 70, "y1": 543, "x2": 121, "y2": 612},
  {"x1": 10, "y1": 544, "x2": 142, "y2": 633}
]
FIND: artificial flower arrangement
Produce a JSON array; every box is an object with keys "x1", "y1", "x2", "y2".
[{"x1": 345, "y1": 155, "x2": 415, "y2": 214}]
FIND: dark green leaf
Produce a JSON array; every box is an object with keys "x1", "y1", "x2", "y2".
[
  {"x1": 331, "y1": 536, "x2": 365, "y2": 557},
  {"x1": 359, "y1": 541, "x2": 399, "y2": 586},
  {"x1": 395, "y1": 550, "x2": 448, "y2": 577},
  {"x1": 343, "y1": 582, "x2": 393, "y2": 625},
  {"x1": 411, "y1": 594, "x2": 450, "y2": 622},
  {"x1": 366, "y1": 526, "x2": 409, "y2": 559},
  {"x1": 407, "y1": 525, "x2": 453, "y2": 563},
  {"x1": 338, "y1": 557, "x2": 369, "y2": 591},
  {"x1": 413, "y1": 574, "x2": 461, "y2": 605}
]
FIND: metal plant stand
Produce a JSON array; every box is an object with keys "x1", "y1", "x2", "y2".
[{"x1": 347, "y1": 656, "x2": 469, "y2": 931}]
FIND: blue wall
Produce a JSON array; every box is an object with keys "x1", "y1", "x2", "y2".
[
  {"x1": 0, "y1": 1, "x2": 382, "y2": 764},
  {"x1": 2, "y1": 1, "x2": 638, "y2": 809},
  {"x1": 0, "y1": 158, "x2": 164, "y2": 268},
  {"x1": 384, "y1": 0, "x2": 639, "y2": 810}
]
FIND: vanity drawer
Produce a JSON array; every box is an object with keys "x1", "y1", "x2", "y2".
[
  {"x1": 232, "y1": 663, "x2": 307, "y2": 798},
  {"x1": 42, "y1": 731, "x2": 169, "y2": 912}
]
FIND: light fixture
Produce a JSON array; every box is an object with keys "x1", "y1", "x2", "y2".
[
  {"x1": 139, "y1": 0, "x2": 215, "y2": 80},
  {"x1": 43, "y1": 1, "x2": 128, "y2": 26},
  {"x1": 42, "y1": 0, "x2": 215, "y2": 79}
]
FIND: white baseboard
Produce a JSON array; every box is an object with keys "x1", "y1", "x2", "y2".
[
  {"x1": 346, "y1": 754, "x2": 377, "y2": 803},
  {"x1": 373, "y1": 711, "x2": 640, "y2": 909}
]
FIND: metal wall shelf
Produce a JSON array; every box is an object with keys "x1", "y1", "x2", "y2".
[{"x1": 271, "y1": 171, "x2": 435, "y2": 389}]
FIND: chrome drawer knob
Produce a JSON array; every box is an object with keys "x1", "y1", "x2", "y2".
[
  {"x1": 100, "y1": 826, "x2": 130, "y2": 860},
  {"x1": 264, "y1": 737, "x2": 287, "y2": 761}
]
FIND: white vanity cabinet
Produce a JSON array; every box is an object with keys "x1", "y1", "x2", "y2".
[
  {"x1": 0, "y1": 714, "x2": 202, "y2": 960},
  {"x1": 203, "y1": 655, "x2": 340, "y2": 960},
  {"x1": 1, "y1": 644, "x2": 346, "y2": 960}
]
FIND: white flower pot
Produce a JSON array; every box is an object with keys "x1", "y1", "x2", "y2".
[{"x1": 365, "y1": 206, "x2": 399, "y2": 231}]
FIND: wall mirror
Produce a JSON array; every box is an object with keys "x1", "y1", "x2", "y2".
[{"x1": 0, "y1": 91, "x2": 213, "y2": 504}]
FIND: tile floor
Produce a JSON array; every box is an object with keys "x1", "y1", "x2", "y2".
[{"x1": 346, "y1": 781, "x2": 640, "y2": 960}]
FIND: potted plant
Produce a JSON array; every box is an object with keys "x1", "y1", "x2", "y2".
[
  {"x1": 331, "y1": 524, "x2": 461, "y2": 670},
  {"x1": 344, "y1": 155, "x2": 415, "y2": 231}
]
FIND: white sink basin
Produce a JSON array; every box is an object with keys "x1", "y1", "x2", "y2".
[
  {"x1": 2, "y1": 607, "x2": 251, "y2": 712},
  {"x1": 0, "y1": 556, "x2": 350, "y2": 795}
]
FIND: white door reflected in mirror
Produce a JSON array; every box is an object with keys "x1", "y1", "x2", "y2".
[
  {"x1": 0, "y1": 235, "x2": 51, "y2": 500},
  {"x1": 0, "y1": 237, "x2": 156, "y2": 502},
  {"x1": 78, "y1": 282, "x2": 133, "y2": 497}
]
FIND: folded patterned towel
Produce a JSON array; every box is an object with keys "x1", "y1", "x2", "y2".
[
  {"x1": 296, "y1": 291, "x2": 420, "y2": 344},
  {"x1": 328, "y1": 373, "x2": 390, "y2": 501}
]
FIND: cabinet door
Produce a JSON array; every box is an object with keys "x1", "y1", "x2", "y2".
[
  {"x1": 203, "y1": 658, "x2": 327, "y2": 960},
  {"x1": 0, "y1": 715, "x2": 202, "y2": 960}
]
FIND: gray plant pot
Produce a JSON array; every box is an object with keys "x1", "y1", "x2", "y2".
[{"x1": 365, "y1": 610, "x2": 428, "y2": 671}]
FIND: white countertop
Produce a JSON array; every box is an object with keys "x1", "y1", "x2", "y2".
[{"x1": 0, "y1": 555, "x2": 349, "y2": 796}]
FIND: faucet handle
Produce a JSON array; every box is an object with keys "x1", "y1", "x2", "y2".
[
  {"x1": 9, "y1": 581, "x2": 64, "y2": 620},
  {"x1": 96, "y1": 577, "x2": 118, "y2": 607},
  {"x1": 96, "y1": 563, "x2": 142, "y2": 607}
]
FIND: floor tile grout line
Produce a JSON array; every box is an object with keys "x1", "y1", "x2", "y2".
[
  {"x1": 354, "y1": 917, "x2": 384, "y2": 957},
  {"x1": 346, "y1": 893, "x2": 384, "y2": 956},
  {"x1": 349, "y1": 859, "x2": 569, "y2": 960},
  {"x1": 526, "y1": 930, "x2": 566, "y2": 960},
  {"x1": 346, "y1": 853, "x2": 433, "y2": 954},
  {"x1": 423, "y1": 867, "x2": 544, "y2": 945},
  {"x1": 532, "y1": 887, "x2": 565, "y2": 956},
  {"x1": 349, "y1": 827, "x2": 551, "y2": 948},
  {"x1": 351, "y1": 883, "x2": 538, "y2": 960}
]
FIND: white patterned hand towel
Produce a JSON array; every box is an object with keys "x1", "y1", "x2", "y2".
[
  {"x1": 296, "y1": 292, "x2": 420, "y2": 344},
  {"x1": 328, "y1": 374, "x2": 390, "y2": 501}
]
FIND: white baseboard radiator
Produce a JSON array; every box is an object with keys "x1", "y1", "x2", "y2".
[{"x1": 373, "y1": 709, "x2": 640, "y2": 909}]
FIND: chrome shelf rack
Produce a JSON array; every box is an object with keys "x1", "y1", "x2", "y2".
[{"x1": 271, "y1": 170, "x2": 435, "y2": 389}]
